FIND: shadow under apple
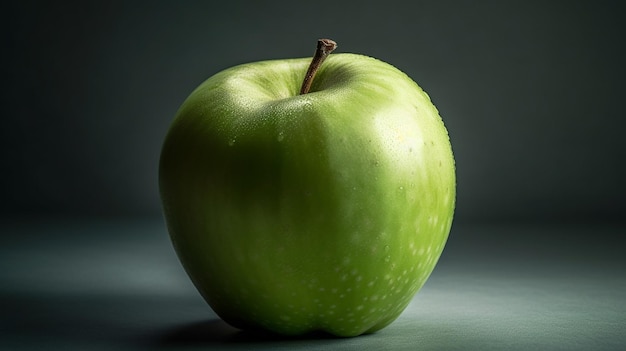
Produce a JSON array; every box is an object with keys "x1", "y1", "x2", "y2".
[{"x1": 151, "y1": 318, "x2": 353, "y2": 348}]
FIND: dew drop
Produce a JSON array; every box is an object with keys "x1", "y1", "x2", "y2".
[
  {"x1": 228, "y1": 138, "x2": 236, "y2": 146},
  {"x1": 277, "y1": 132, "x2": 285, "y2": 142}
]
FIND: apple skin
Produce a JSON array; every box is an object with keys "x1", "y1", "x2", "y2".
[{"x1": 159, "y1": 53, "x2": 455, "y2": 337}]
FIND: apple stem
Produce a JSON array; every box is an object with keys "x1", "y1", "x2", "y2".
[{"x1": 299, "y1": 39, "x2": 337, "y2": 95}]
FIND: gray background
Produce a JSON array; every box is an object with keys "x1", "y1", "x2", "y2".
[{"x1": 2, "y1": 0, "x2": 625, "y2": 223}]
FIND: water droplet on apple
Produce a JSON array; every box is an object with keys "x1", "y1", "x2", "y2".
[
  {"x1": 277, "y1": 132, "x2": 284, "y2": 142},
  {"x1": 228, "y1": 138, "x2": 236, "y2": 146},
  {"x1": 384, "y1": 245, "x2": 390, "y2": 252},
  {"x1": 384, "y1": 255, "x2": 391, "y2": 262}
]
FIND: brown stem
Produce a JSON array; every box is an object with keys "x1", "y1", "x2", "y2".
[{"x1": 299, "y1": 39, "x2": 337, "y2": 95}]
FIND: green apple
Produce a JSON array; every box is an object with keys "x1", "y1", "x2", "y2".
[{"x1": 159, "y1": 39, "x2": 455, "y2": 337}]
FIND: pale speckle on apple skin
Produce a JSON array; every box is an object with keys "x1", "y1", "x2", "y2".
[
  {"x1": 238, "y1": 226, "x2": 446, "y2": 335},
  {"x1": 262, "y1": 255, "x2": 423, "y2": 335}
]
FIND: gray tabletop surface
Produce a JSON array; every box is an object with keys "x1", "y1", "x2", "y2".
[{"x1": 1, "y1": 219, "x2": 624, "y2": 350}]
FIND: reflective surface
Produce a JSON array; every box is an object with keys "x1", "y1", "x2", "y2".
[{"x1": 1, "y1": 219, "x2": 624, "y2": 350}]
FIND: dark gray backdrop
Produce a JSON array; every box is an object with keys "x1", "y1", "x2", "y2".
[{"x1": 2, "y1": 0, "x2": 625, "y2": 224}]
